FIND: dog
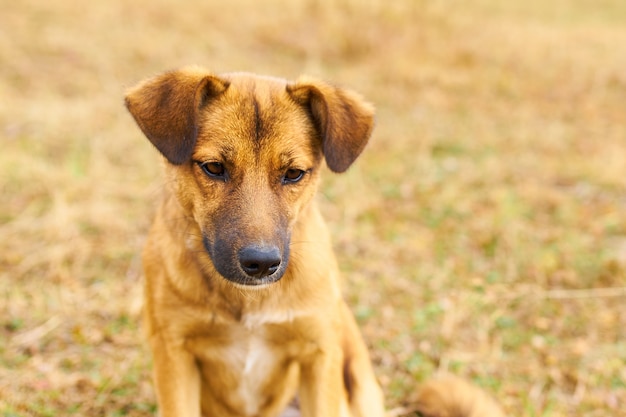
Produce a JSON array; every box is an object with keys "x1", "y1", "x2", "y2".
[{"x1": 125, "y1": 67, "x2": 505, "y2": 417}]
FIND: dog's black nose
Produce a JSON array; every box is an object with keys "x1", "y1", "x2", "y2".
[{"x1": 238, "y1": 246, "x2": 281, "y2": 278}]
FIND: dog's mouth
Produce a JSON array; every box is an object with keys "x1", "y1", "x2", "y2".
[{"x1": 202, "y1": 236, "x2": 290, "y2": 287}]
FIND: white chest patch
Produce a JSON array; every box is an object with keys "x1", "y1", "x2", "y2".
[
  {"x1": 238, "y1": 334, "x2": 274, "y2": 415},
  {"x1": 199, "y1": 310, "x2": 307, "y2": 416}
]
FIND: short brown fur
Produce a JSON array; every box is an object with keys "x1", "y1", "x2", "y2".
[{"x1": 125, "y1": 67, "x2": 505, "y2": 417}]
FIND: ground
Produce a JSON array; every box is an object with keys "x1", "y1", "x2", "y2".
[{"x1": 1, "y1": 0, "x2": 625, "y2": 416}]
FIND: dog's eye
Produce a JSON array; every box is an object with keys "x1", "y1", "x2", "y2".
[
  {"x1": 283, "y1": 169, "x2": 305, "y2": 184},
  {"x1": 200, "y1": 162, "x2": 226, "y2": 179}
]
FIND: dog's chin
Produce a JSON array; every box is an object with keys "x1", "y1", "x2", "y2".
[
  {"x1": 219, "y1": 266, "x2": 287, "y2": 289},
  {"x1": 226, "y1": 273, "x2": 285, "y2": 289}
]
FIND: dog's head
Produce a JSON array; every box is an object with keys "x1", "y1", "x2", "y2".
[{"x1": 125, "y1": 67, "x2": 374, "y2": 287}]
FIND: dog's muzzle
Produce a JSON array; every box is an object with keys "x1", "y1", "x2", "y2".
[{"x1": 203, "y1": 236, "x2": 290, "y2": 286}]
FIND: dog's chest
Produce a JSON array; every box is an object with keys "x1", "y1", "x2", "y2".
[
  {"x1": 230, "y1": 332, "x2": 278, "y2": 415},
  {"x1": 191, "y1": 311, "x2": 309, "y2": 416}
]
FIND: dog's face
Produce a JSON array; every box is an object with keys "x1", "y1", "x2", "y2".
[
  {"x1": 126, "y1": 68, "x2": 374, "y2": 287},
  {"x1": 176, "y1": 76, "x2": 325, "y2": 286}
]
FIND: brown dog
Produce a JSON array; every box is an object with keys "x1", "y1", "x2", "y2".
[{"x1": 125, "y1": 68, "x2": 505, "y2": 417}]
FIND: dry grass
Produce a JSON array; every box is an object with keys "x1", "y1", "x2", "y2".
[{"x1": 1, "y1": 0, "x2": 625, "y2": 416}]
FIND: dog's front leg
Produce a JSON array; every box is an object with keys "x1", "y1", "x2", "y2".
[
  {"x1": 299, "y1": 346, "x2": 347, "y2": 417},
  {"x1": 151, "y1": 335, "x2": 201, "y2": 417},
  {"x1": 339, "y1": 302, "x2": 386, "y2": 417}
]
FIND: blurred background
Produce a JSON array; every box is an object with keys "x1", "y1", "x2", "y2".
[{"x1": 1, "y1": 0, "x2": 625, "y2": 415}]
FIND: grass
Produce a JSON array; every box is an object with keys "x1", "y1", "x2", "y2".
[{"x1": 1, "y1": 0, "x2": 625, "y2": 415}]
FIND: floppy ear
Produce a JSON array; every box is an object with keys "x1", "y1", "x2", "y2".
[
  {"x1": 286, "y1": 78, "x2": 375, "y2": 173},
  {"x1": 124, "y1": 67, "x2": 230, "y2": 165}
]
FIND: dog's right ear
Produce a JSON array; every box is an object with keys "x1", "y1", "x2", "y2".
[{"x1": 125, "y1": 68, "x2": 230, "y2": 165}]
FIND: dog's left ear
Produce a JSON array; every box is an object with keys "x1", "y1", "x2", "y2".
[
  {"x1": 287, "y1": 78, "x2": 375, "y2": 173},
  {"x1": 125, "y1": 67, "x2": 230, "y2": 165}
]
